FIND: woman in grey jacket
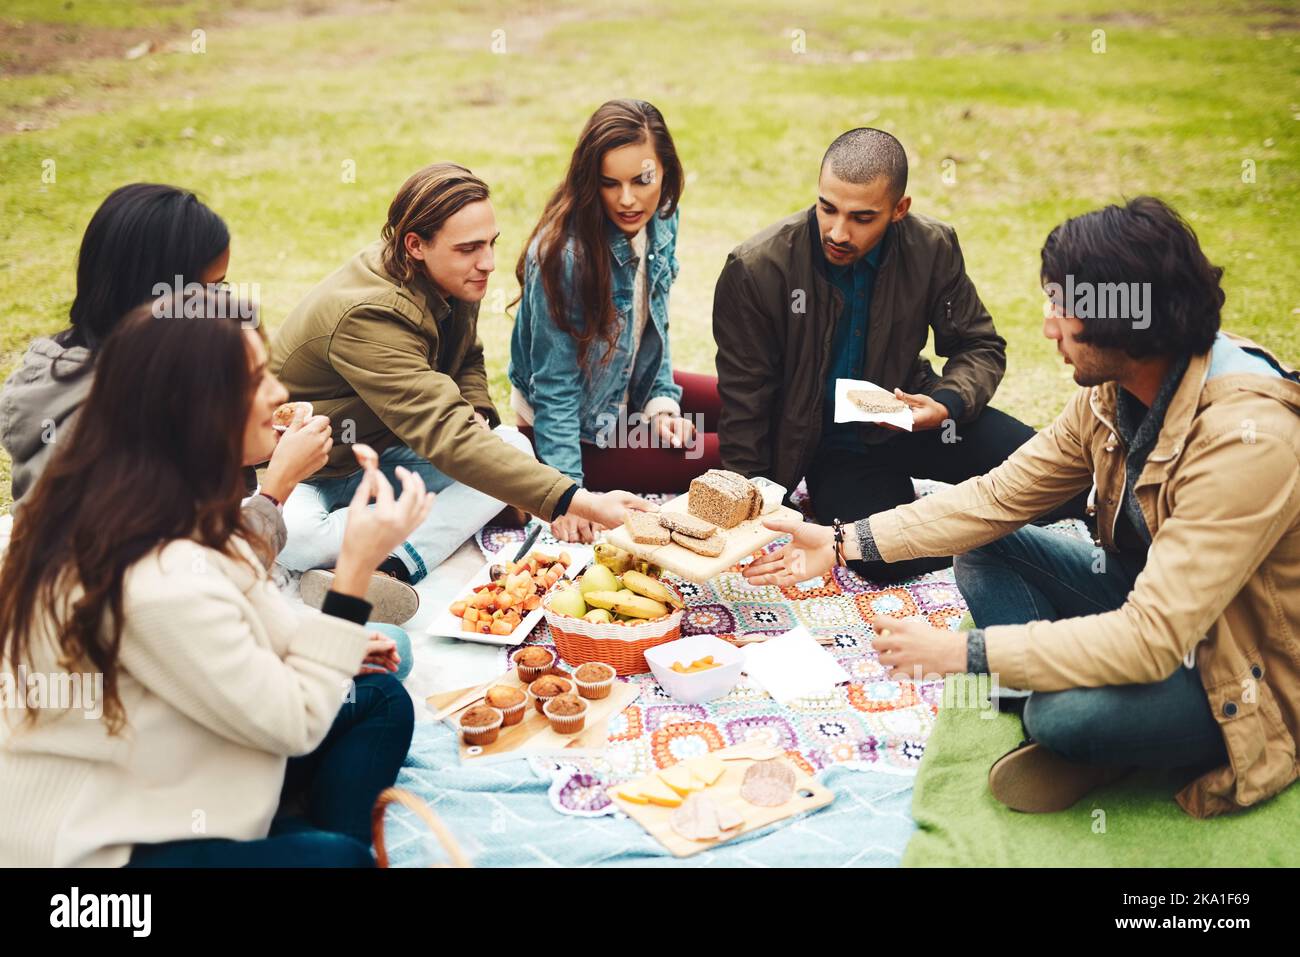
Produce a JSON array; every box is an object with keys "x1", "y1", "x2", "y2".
[{"x1": 0, "y1": 183, "x2": 328, "y2": 561}]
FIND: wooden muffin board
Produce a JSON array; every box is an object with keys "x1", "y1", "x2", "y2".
[
  {"x1": 607, "y1": 745, "x2": 834, "y2": 857},
  {"x1": 605, "y1": 493, "x2": 802, "y2": 583},
  {"x1": 430, "y1": 670, "x2": 639, "y2": 766}
]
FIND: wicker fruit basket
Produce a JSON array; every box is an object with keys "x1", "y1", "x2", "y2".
[{"x1": 543, "y1": 586, "x2": 685, "y2": 676}]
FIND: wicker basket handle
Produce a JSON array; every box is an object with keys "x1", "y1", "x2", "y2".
[{"x1": 371, "y1": 787, "x2": 472, "y2": 868}]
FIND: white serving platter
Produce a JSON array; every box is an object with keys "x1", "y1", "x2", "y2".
[{"x1": 426, "y1": 542, "x2": 593, "y2": 646}]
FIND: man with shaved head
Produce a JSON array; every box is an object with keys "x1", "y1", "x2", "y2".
[{"x1": 713, "y1": 128, "x2": 1084, "y2": 583}]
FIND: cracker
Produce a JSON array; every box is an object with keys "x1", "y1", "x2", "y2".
[
  {"x1": 669, "y1": 793, "x2": 744, "y2": 842},
  {"x1": 671, "y1": 530, "x2": 725, "y2": 557}
]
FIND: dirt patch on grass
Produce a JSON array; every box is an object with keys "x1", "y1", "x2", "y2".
[
  {"x1": 0, "y1": 21, "x2": 182, "y2": 76},
  {"x1": 0, "y1": 0, "x2": 399, "y2": 76}
]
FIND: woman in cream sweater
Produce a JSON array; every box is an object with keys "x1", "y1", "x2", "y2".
[{"x1": 0, "y1": 292, "x2": 433, "y2": 867}]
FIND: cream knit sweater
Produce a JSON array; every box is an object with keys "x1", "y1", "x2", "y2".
[{"x1": 0, "y1": 537, "x2": 370, "y2": 867}]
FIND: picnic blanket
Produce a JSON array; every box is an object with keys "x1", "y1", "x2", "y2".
[
  {"x1": 906, "y1": 675, "x2": 1300, "y2": 867},
  {"x1": 380, "y1": 720, "x2": 918, "y2": 867},
  {"x1": 386, "y1": 483, "x2": 981, "y2": 865}
]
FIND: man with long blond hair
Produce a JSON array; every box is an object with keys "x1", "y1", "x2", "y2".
[{"x1": 272, "y1": 163, "x2": 648, "y2": 620}]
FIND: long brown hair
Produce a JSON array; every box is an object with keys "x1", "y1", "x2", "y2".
[
  {"x1": 513, "y1": 99, "x2": 683, "y2": 367},
  {"x1": 381, "y1": 162, "x2": 490, "y2": 286},
  {"x1": 0, "y1": 292, "x2": 263, "y2": 733}
]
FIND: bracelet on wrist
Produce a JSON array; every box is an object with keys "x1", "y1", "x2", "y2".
[{"x1": 832, "y1": 518, "x2": 846, "y2": 568}]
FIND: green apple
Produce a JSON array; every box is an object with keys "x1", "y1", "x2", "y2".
[
  {"x1": 547, "y1": 586, "x2": 587, "y2": 619},
  {"x1": 579, "y1": 564, "x2": 620, "y2": 596}
]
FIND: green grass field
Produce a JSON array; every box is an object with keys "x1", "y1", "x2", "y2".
[{"x1": 2, "y1": 0, "x2": 1297, "y2": 507}]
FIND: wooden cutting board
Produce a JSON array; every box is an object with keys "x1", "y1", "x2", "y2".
[
  {"x1": 607, "y1": 744, "x2": 834, "y2": 857},
  {"x1": 430, "y1": 670, "x2": 639, "y2": 766},
  {"x1": 604, "y1": 493, "x2": 801, "y2": 583}
]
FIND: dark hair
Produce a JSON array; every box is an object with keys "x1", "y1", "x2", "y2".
[
  {"x1": 1040, "y1": 196, "x2": 1224, "y2": 358},
  {"x1": 0, "y1": 290, "x2": 262, "y2": 733},
  {"x1": 381, "y1": 163, "x2": 490, "y2": 286},
  {"x1": 821, "y1": 128, "x2": 908, "y2": 200},
  {"x1": 64, "y1": 183, "x2": 230, "y2": 354},
  {"x1": 513, "y1": 99, "x2": 684, "y2": 368}
]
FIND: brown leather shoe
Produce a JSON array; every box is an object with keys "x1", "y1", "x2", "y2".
[
  {"x1": 300, "y1": 569, "x2": 419, "y2": 625},
  {"x1": 988, "y1": 741, "x2": 1129, "y2": 813}
]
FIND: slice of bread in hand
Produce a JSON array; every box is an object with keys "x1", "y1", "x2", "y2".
[
  {"x1": 625, "y1": 511, "x2": 671, "y2": 545},
  {"x1": 671, "y1": 530, "x2": 725, "y2": 557},
  {"x1": 658, "y1": 512, "x2": 717, "y2": 539}
]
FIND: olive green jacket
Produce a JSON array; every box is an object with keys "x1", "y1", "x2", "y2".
[{"x1": 270, "y1": 241, "x2": 574, "y2": 519}]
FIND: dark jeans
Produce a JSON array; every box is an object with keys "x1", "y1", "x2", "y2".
[
  {"x1": 127, "y1": 673, "x2": 414, "y2": 867},
  {"x1": 954, "y1": 524, "x2": 1228, "y2": 770},
  {"x1": 806, "y1": 405, "x2": 1090, "y2": 583}
]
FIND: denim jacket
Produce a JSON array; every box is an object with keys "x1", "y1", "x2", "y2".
[{"x1": 509, "y1": 207, "x2": 682, "y2": 485}]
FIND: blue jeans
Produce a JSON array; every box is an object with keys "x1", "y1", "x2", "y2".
[
  {"x1": 278, "y1": 428, "x2": 537, "y2": 584},
  {"x1": 367, "y1": 622, "x2": 413, "y2": 683},
  {"x1": 953, "y1": 525, "x2": 1228, "y2": 770},
  {"x1": 126, "y1": 673, "x2": 414, "y2": 867}
]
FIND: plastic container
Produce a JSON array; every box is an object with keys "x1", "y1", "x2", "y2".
[{"x1": 644, "y1": 635, "x2": 744, "y2": 704}]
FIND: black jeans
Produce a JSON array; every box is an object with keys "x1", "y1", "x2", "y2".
[{"x1": 806, "y1": 405, "x2": 1090, "y2": 584}]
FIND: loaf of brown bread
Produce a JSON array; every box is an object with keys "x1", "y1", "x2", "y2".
[{"x1": 687, "y1": 469, "x2": 761, "y2": 529}]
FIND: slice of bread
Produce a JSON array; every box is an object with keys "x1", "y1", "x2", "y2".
[
  {"x1": 625, "y1": 511, "x2": 671, "y2": 545},
  {"x1": 658, "y1": 512, "x2": 717, "y2": 539},
  {"x1": 671, "y1": 530, "x2": 725, "y2": 557},
  {"x1": 847, "y1": 389, "x2": 908, "y2": 414}
]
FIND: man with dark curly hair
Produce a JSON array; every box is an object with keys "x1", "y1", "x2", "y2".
[{"x1": 744, "y1": 197, "x2": 1300, "y2": 820}]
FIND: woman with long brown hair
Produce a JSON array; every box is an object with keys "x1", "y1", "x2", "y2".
[
  {"x1": 0, "y1": 290, "x2": 432, "y2": 867},
  {"x1": 0, "y1": 183, "x2": 332, "y2": 575},
  {"x1": 508, "y1": 99, "x2": 723, "y2": 543}
]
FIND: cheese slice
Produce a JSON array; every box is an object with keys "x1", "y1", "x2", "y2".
[
  {"x1": 613, "y1": 784, "x2": 650, "y2": 805},
  {"x1": 659, "y1": 764, "x2": 705, "y2": 796},
  {"x1": 689, "y1": 754, "x2": 726, "y2": 787},
  {"x1": 639, "y1": 776, "x2": 685, "y2": 807}
]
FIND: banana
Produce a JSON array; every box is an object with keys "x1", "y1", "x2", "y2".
[
  {"x1": 635, "y1": 558, "x2": 662, "y2": 578},
  {"x1": 594, "y1": 542, "x2": 636, "y2": 575},
  {"x1": 586, "y1": 588, "x2": 669, "y2": 620},
  {"x1": 582, "y1": 589, "x2": 630, "y2": 611},
  {"x1": 611, "y1": 592, "x2": 669, "y2": 620},
  {"x1": 621, "y1": 569, "x2": 685, "y2": 610},
  {"x1": 583, "y1": 608, "x2": 613, "y2": 624}
]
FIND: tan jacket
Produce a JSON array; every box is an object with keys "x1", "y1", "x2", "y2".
[
  {"x1": 870, "y1": 333, "x2": 1300, "y2": 817},
  {"x1": 271, "y1": 241, "x2": 574, "y2": 519}
]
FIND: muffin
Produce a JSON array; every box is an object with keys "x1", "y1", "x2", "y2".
[
  {"x1": 543, "y1": 693, "x2": 589, "y2": 735},
  {"x1": 484, "y1": 685, "x2": 528, "y2": 727},
  {"x1": 528, "y1": 674, "x2": 574, "y2": 714},
  {"x1": 458, "y1": 705, "x2": 503, "y2": 746},
  {"x1": 573, "y1": 662, "x2": 616, "y2": 700},
  {"x1": 513, "y1": 646, "x2": 556, "y2": 683}
]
